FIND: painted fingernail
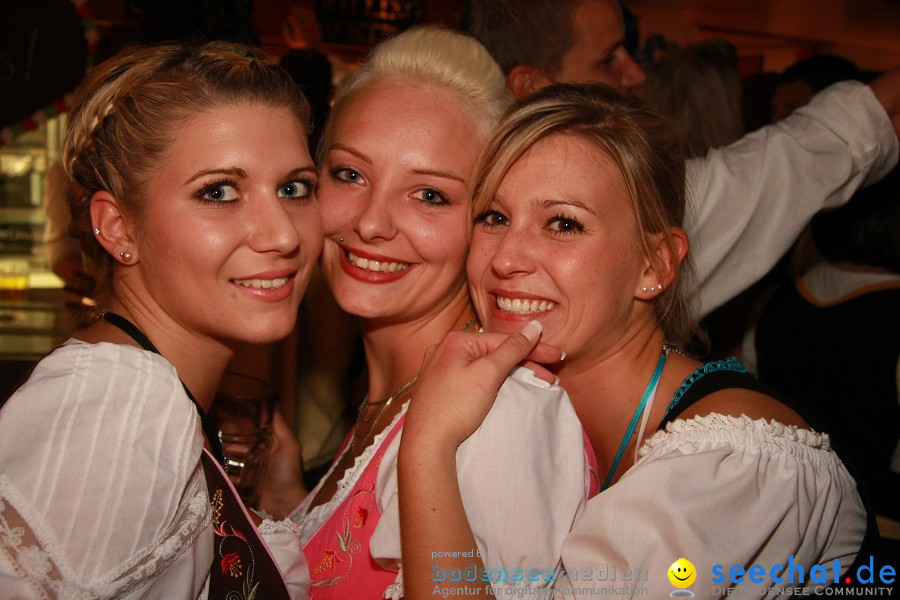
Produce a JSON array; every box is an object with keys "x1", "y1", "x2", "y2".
[
  {"x1": 560, "y1": 350, "x2": 566, "y2": 361},
  {"x1": 553, "y1": 375, "x2": 560, "y2": 385},
  {"x1": 521, "y1": 320, "x2": 542, "y2": 342}
]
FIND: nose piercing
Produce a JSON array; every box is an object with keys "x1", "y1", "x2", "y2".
[
  {"x1": 338, "y1": 237, "x2": 345, "y2": 243},
  {"x1": 389, "y1": 223, "x2": 395, "y2": 229}
]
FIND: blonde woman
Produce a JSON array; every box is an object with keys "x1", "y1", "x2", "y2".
[
  {"x1": 283, "y1": 27, "x2": 591, "y2": 598},
  {"x1": 401, "y1": 83, "x2": 866, "y2": 599},
  {"x1": 0, "y1": 42, "x2": 321, "y2": 598}
]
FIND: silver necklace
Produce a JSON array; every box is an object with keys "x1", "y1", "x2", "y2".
[{"x1": 349, "y1": 313, "x2": 477, "y2": 454}]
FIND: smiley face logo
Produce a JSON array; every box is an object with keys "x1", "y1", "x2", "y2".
[{"x1": 668, "y1": 558, "x2": 697, "y2": 588}]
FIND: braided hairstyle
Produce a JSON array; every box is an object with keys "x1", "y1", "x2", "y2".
[{"x1": 62, "y1": 41, "x2": 311, "y2": 304}]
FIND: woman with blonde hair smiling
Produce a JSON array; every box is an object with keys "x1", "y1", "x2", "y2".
[
  {"x1": 399, "y1": 83, "x2": 866, "y2": 599},
  {"x1": 278, "y1": 26, "x2": 590, "y2": 598},
  {"x1": 0, "y1": 42, "x2": 320, "y2": 597}
]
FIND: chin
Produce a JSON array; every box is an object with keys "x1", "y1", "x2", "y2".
[
  {"x1": 329, "y1": 287, "x2": 395, "y2": 320},
  {"x1": 241, "y1": 318, "x2": 298, "y2": 345}
]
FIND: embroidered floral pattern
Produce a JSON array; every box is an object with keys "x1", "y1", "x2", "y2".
[
  {"x1": 210, "y1": 487, "x2": 259, "y2": 598},
  {"x1": 211, "y1": 489, "x2": 224, "y2": 527},
  {"x1": 301, "y1": 415, "x2": 405, "y2": 598},
  {"x1": 222, "y1": 551, "x2": 243, "y2": 577},
  {"x1": 309, "y1": 486, "x2": 371, "y2": 587}
]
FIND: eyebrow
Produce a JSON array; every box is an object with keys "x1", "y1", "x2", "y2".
[
  {"x1": 410, "y1": 167, "x2": 466, "y2": 183},
  {"x1": 288, "y1": 166, "x2": 318, "y2": 178},
  {"x1": 184, "y1": 167, "x2": 247, "y2": 185},
  {"x1": 329, "y1": 143, "x2": 465, "y2": 184},
  {"x1": 183, "y1": 164, "x2": 316, "y2": 186},
  {"x1": 328, "y1": 143, "x2": 371, "y2": 164},
  {"x1": 539, "y1": 197, "x2": 599, "y2": 217}
]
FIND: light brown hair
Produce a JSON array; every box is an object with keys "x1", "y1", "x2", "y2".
[
  {"x1": 641, "y1": 40, "x2": 744, "y2": 158},
  {"x1": 62, "y1": 41, "x2": 311, "y2": 303},
  {"x1": 471, "y1": 83, "x2": 696, "y2": 343}
]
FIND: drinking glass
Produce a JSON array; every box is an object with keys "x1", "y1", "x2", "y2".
[{"x1": 210, "y1": 372, "x2": 276, "y2": 507}]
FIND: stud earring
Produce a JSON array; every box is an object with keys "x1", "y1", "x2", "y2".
[
  {"x1": 119, "y1": 251, "x2": 132, "y2": 262},
  {"x1": 642, "y1": 284, "x2": 662, "y2": 293},
  {"x1": 93, "y1": 228, "x2": 101, "y2": 235}
]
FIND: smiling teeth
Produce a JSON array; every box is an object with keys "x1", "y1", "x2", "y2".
[
  {"x1": 233, "y1": 278, "x2": 289, "y2": 289},
  {"x1": 347, "y1": 252, "x2": 410, "y2": 273},
  {"x1": 496, "y1": 296, "x2": 555, "y2": 314}
]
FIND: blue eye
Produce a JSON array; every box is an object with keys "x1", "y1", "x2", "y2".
[
  {"x1": 278, "y1": 179, "x2": 313, "y2": 200},
  {"x1": 414, "y1": 188, "x2": 449, "y2": 206},
  {"x1": 474, "y1": 210, "x2": 508, "y2": 228},
  {"x1": 197, "y1": 181, "x2": 239, "y2": 203}
]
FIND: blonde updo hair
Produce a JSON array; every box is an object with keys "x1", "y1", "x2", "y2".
[
  {"x1": 471, "y1": 83, "x2": 697, "y2": 345},
  {"x1": 320, "y1": 24, "x2": 514, "y2": 161},
  {"x1": 62, "y1": 41, "x2": 311, "y2": 304}
]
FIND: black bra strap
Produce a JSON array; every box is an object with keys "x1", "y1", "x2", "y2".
[{"x1": 103, "y1": 312, "x2": 226, "y2": 465}]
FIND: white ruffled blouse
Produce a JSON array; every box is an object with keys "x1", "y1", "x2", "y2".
[
  {"x1": 557, "y1": 413, "x2": 866, "y2": 599},
  {"x1": 0, "y1": 340, "x2": 309, "y2": 599}
]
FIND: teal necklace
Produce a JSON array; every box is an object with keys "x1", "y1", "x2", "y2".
[{"x1": 600, "y1": 350, "x2": 668, "y2": 491}]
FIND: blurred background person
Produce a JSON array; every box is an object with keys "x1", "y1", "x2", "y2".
[
  {"x1": 459, "y1": 0, "x2": 900, "y2": 321},
  {"x1": 771, "y1": 53, "x2": 866, "y2": 123},
  {"x1": 747, "y1": 166, "x2": 900, "y2": 562},
  {"x1": 640, "y1": 38, "x2": 744, "y2": 159}
]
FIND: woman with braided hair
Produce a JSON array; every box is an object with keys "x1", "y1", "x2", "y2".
[{"x1": 0, "y1": 42, "x2": 320, "y2": 598}]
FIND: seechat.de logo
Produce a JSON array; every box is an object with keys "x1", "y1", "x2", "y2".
[{"x1": 711, "y1": 555, "x2": 896, "y2": 587}]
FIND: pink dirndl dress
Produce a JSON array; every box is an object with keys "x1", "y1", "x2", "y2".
[{"x1": 301, "y1": 416, "x2": 406, "y2": 599}]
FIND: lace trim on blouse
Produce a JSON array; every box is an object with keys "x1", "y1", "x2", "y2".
[
  {"x1": 640, "y1": 413, "x2": 832, "y2": 460},
  {"x1": 257, "y1": 518, "x2": 303, "y2": 536},
  {"x1": 295, "y1": 401, "x2": 409, "y2": 542},
  {"x1": 0, "y1": 471, "x2": 210, "y2": 599}
]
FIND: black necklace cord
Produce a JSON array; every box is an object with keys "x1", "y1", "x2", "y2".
[{"x1": 102, "y1": 312, "x2": 226, "y2": 466}]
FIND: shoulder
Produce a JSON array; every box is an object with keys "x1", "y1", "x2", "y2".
[
  {"x1": 563, "y1": 433, "x2": 866, "y2": 595},
  {"x1": 663, "y1": 357, "x2": 808, "y2": 428},
  {"x1": 5, "y1": 339, "x2": 185, "y2": 407},
  {"x1": 0, "y1": 341, "x2": 210, "y2": 596},
  {"x1": 680, "y1": 388, "x2": 810, "y2": 429},
  {"x1": 0, "y1": 340, "x2": 206, "y2": 562},
  {"x1": 1, "y1": 341, "x2": 200, "y2": 467},
  {"x1": 562, "y1": 411, "x2": 866, "y2": 591}
]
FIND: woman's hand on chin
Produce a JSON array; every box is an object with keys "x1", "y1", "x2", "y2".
[{"x1": 403, "y1": 321, "x2": 563, "y2": 450}]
